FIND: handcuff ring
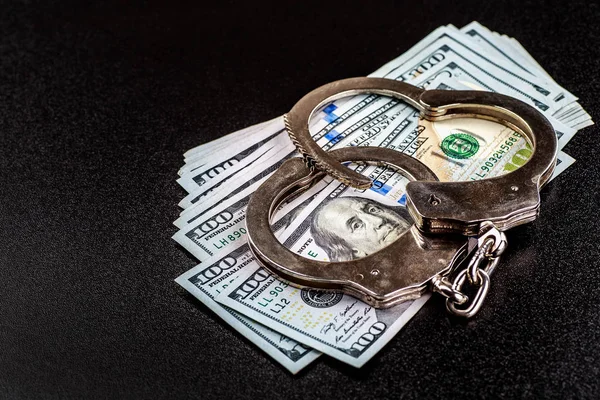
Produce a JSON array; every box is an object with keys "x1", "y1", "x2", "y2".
[
  {"x1": 246, "y1": 146, "x2": 467, "y2": 309},
  {"x1": 285, "y1": 77, "x2": 558, "y2": 235}
]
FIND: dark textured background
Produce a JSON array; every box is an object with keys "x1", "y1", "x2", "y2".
[{"x1": 1, "y1": 0, "x2": 599, "y2": 398}]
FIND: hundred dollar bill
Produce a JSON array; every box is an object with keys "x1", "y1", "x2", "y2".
[
  {"x1": 179, "y1": 142, "x2": 294, "y2": 210},
  {"x1": 176, "y1": 177, "x2": 270, "y2": 229},
  {"x1": 218, "y1": 264, "x2": 428, "y2": 367},
  {"x1": 176, "y1": 240, "x2": 320, "y2": 374},
  {"x1": 175, "y1": 186, "x2": 263, "y2": 262},
  {"x1": 179, "y1": 150, "x2": 296, "y2": 221},
  {"x1": 177, "y1": 161, "x2": 428, "y2": 367},
  {"x1": 178, "y1": 142, "x2": 293, "y2": 209},
  {"x1": 177, "y1": 121, "x2": 287, "y2": 195},
  {"x1": 176, "y1": 145, "x2": 299, "y2": 229},
  {"x1": 459, "y1": 22, "x2": 592, "y2": 128},
  {"x1": 182, "y1": 117, "x2": 283, "y2": 167},
  {"x1": 460, "y1": 21, "x2": 557, "y2": 84},
  {"x1": 372, "y1": 25, "x2": 575, "y2": 109},
  {"x1": 181, "y1": 118, "x2": 282, "y2": 178}
]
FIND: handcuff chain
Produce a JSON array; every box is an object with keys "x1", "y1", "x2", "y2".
[{"x1": 435, "y1": 222, "x2": 507, "y2": 318}]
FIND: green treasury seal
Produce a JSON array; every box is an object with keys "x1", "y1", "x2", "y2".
[{"x1": 440, "y1": 133, "x2": 480, "y2": 159}]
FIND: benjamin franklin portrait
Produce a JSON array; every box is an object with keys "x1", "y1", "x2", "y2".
[{"x1": 310, "y1": 196, "x2": 412, "y2": 262}]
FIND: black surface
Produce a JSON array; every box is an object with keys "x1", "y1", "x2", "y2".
[{"x1": 1, "y1": 1, "x2": 599, "y2": 398}]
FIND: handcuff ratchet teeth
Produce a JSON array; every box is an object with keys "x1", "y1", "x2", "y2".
[{"x1": 246, "y1": 77, "x2": 558, "y2": 317}]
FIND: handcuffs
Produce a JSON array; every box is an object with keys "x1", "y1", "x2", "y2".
[{"x1": 245, "y1": 77, "x2": 557, "y2": 318}]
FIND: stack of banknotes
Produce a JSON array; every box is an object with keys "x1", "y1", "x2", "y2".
[{"x1": 173, "y1": 22, "x2": 592, "y2": 373}]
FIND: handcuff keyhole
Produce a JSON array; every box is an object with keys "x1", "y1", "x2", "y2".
[
  {"x1": 370, "y1": 269, "x2": 380, "y2": 276},
  {"x1": 511, "y1": 185, "x2": 519, "y2": 191},
  {"x1": 428, "y1": 194, "x2": 441, "y2": 206}
]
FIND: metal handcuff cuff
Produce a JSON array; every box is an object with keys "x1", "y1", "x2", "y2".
[{"x1": 246, "y1": 77, "x2": 557, "y2": 318}]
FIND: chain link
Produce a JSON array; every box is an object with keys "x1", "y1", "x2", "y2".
[
  {"x1": 446, "y1": 269, "x2": 490, "y2": 318},
  {"x1": 466, "y1": 237, "x2": 495, "y2": 285}
]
